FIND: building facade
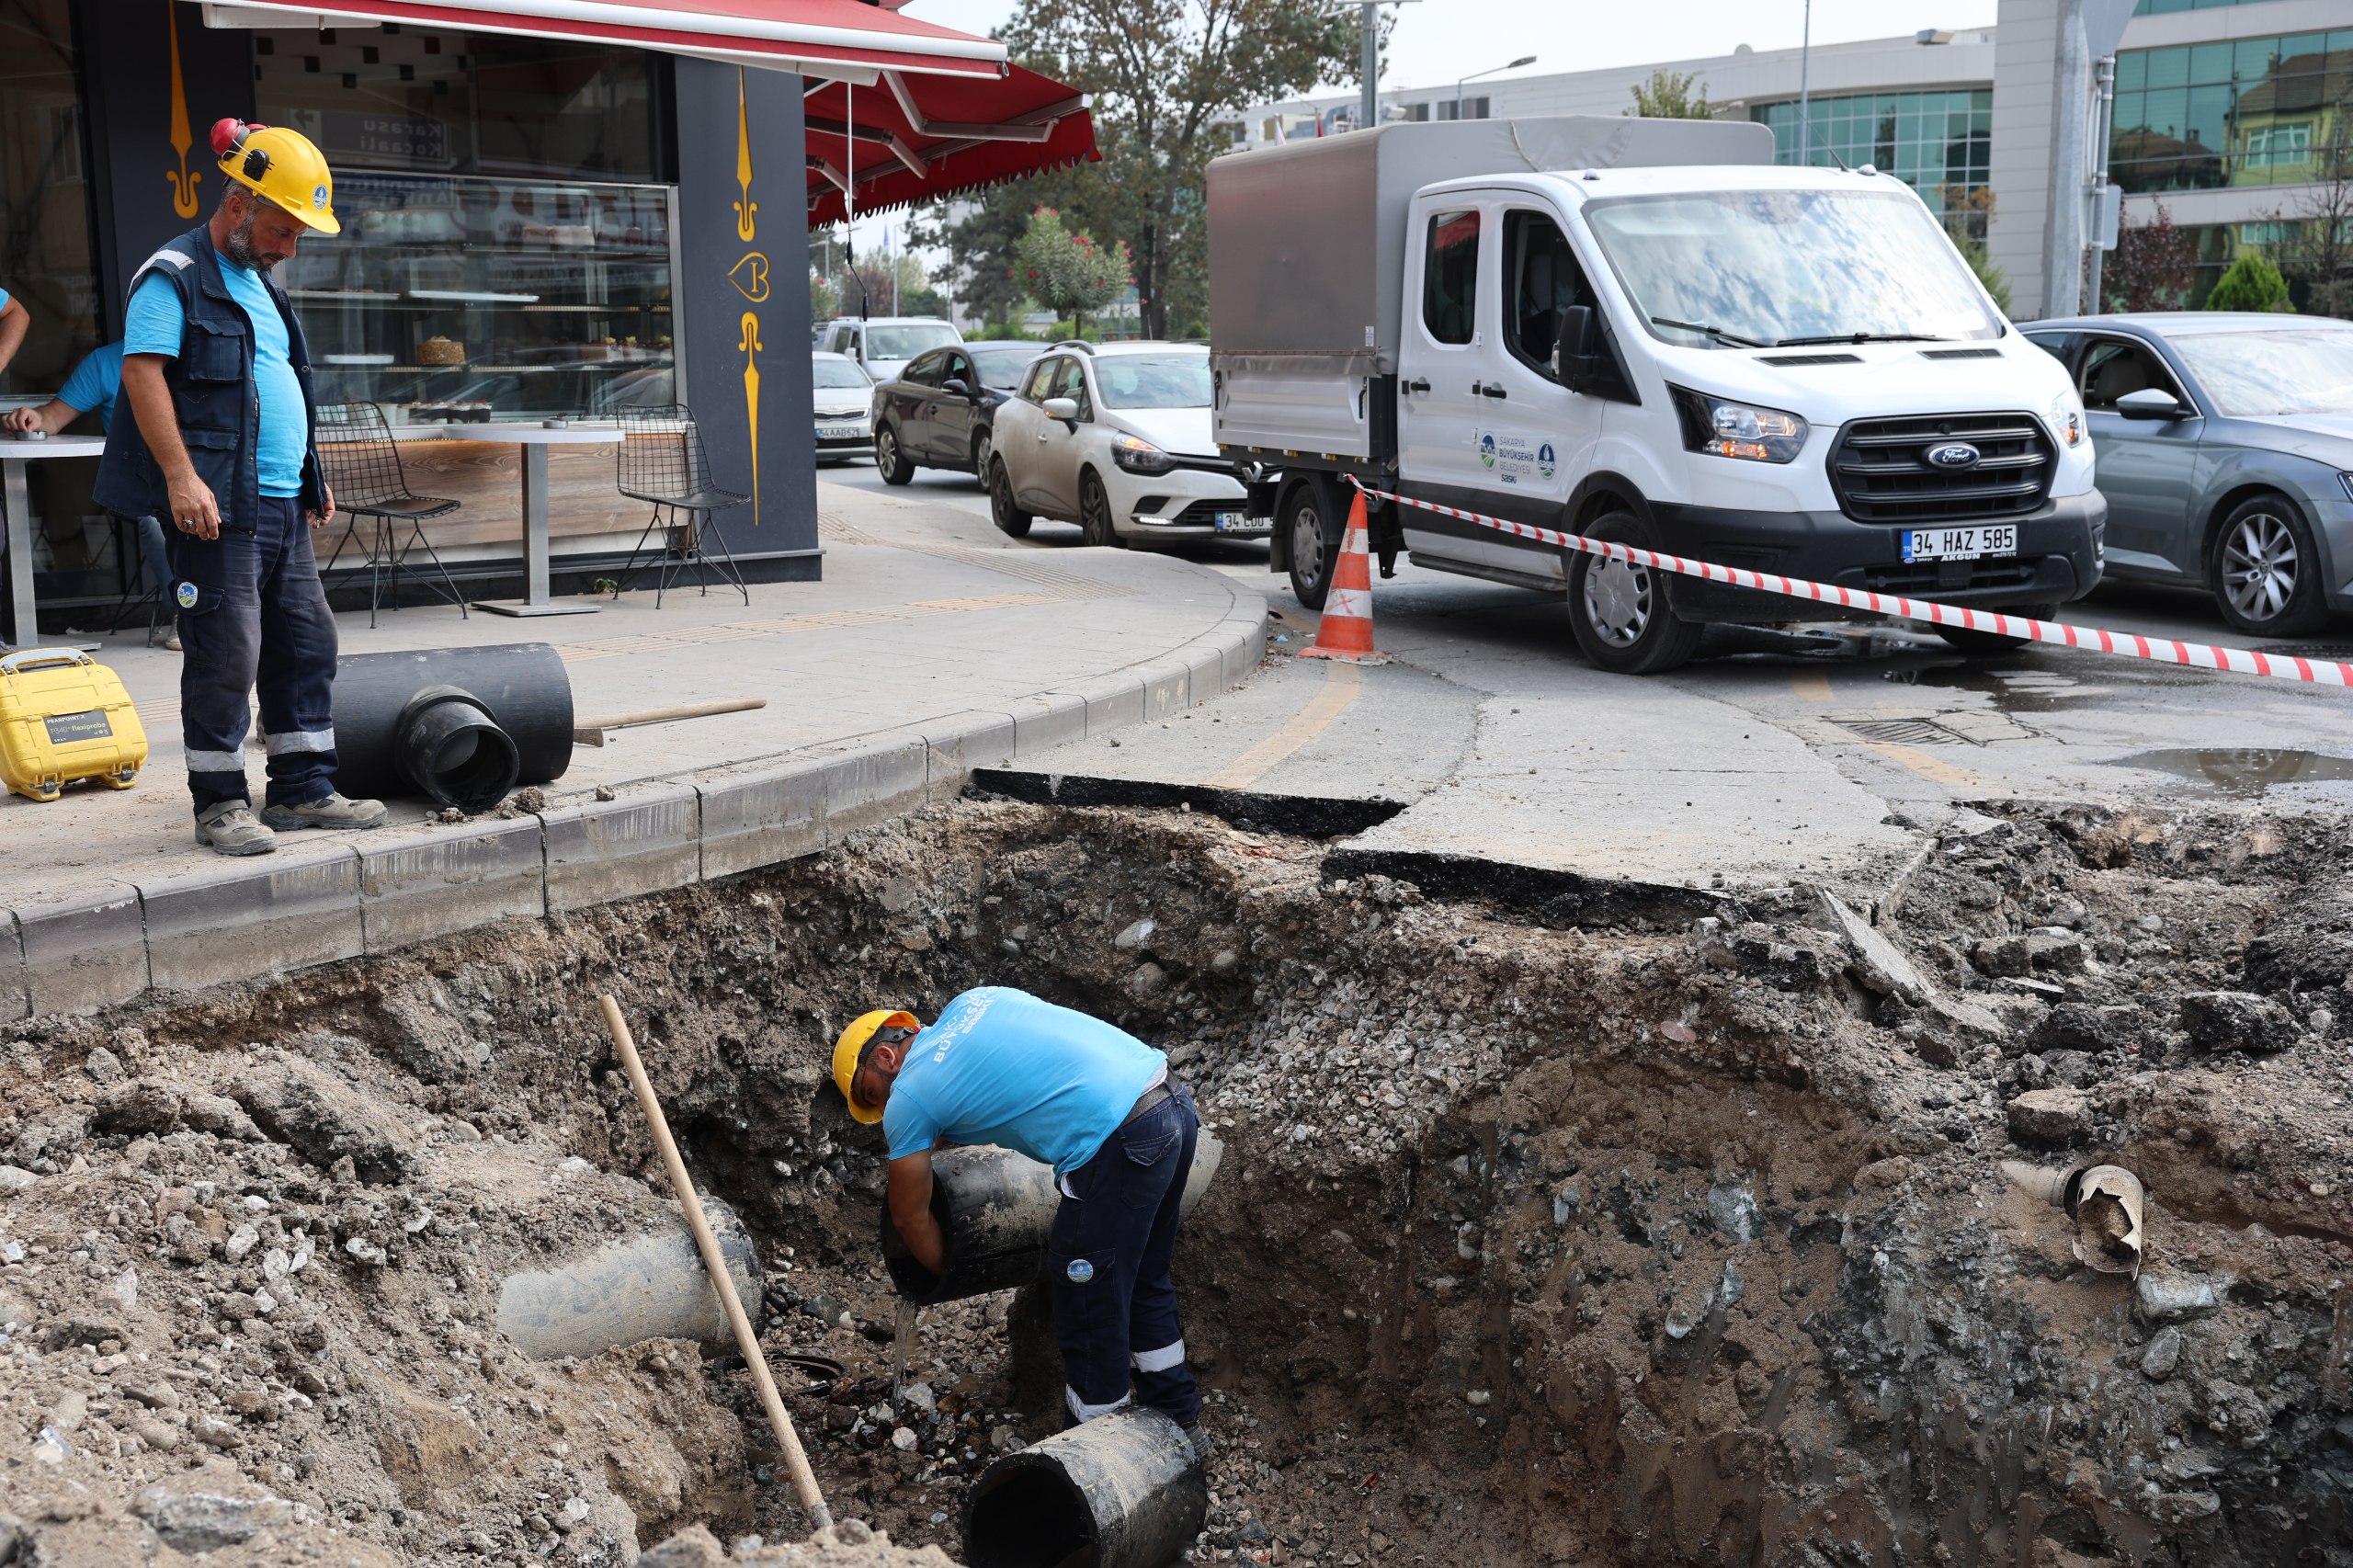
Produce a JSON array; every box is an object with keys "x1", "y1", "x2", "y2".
[
  {"x1": 1235, "y1": 0, "x2": 2353, "y2": 320},
  {"x1": 0, "y1": 0, "x2": 819, "y2": 625}
]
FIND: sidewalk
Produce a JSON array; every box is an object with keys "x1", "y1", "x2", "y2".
[{"x1": 1, "y1": 480, "x2": 1265, "y2": 1017}]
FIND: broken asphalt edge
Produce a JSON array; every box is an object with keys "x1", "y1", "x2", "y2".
[{"x1": 0, "y1": 571, "x2": 1268, "y2": 1021}]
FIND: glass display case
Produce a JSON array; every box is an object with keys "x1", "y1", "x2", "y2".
[{"x1": 279, "y1": 172, "x2": 676, "y2": 424}]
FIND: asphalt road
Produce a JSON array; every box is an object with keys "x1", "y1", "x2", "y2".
[{"x1": 824, "y1": 454, "x2": 2353, "y2": 894}]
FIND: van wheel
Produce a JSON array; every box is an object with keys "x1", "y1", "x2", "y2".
[
  {"x1": 1567, "y1": 512, "x2": 1702, "y2": 675},
  {"x1": 988, "y1": 458, "x2": 1032, "y2": 539},
  {"x1": 1934, "y1": 603, "x2": 2058, "y2": 654},
  {"x1": 1283, "y1": 483, "x2": 1344, "y2": 608}
]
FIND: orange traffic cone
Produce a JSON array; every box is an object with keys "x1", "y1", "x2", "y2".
[{"x1": 1299, "y1": 492, "x2": 1387, "y2": 665}]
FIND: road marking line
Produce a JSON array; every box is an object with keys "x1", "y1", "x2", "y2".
[
  {"x1": 1204, "y1": 661, "x2": 1363, "y2": 790},
  {"x1": 1791, "y1": 671, "x2": 1834, "y2": 703},
  {"x1": 1863, "y1": 739, "x2": 1989, "y2": 791}
]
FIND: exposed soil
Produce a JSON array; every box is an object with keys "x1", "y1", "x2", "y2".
[{"x1": 2, "y1": 794, "x2": 2349, "y2": 1567}]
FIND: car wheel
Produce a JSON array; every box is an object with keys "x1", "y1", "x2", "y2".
[
  {"x1": 875, "y1": 425, "x2": 915, "y2": 486},
  {"x1": 1079, "y1": 471, "x2": 1123, "y2": 548},
  {"x1": 1933, "y1": 603, "x2": 2058, "y2": 654},
  {"x1": 1566, "y1": 512, "x2": 1703, "y2": 675},
  {"x1": 988, "y1": 457, "x2": 1032, "y2": 540},
  {"x1": 2211, "y1": 494, "x2": 2329, "y2": 637},
  {"x1": 972, "y1": 428, "x2": 994, "y2": 484},
  {"x1": 1283, "y1": 483, "x2": 1343, "y2": 608}
]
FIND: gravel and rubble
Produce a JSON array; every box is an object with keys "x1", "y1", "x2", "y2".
[{"x1": 1, "y1": 794, "x2": 2349, "y2": 1565}]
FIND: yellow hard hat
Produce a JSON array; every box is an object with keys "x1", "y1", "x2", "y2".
[
  {"x1": 832, "y1": 1009, "x2": 919, "y2": 1125},
  {"x1": 210, "y1": 119, "x2": 340, "y2": 234}
]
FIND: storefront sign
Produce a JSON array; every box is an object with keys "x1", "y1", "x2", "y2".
[{"x1": 324, "y1": 112, "x2": 451, "y2": 166}]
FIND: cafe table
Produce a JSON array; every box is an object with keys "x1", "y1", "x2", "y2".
[
  {"x1": 1, "y1": 432, "x2": 110, "y2": 651},
  {"x1": 391, "y1": 420, "x2": 617, "y2": 618}
]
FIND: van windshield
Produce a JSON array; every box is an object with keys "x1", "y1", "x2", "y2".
[
  {"x1": 1584, "y1": 187, "x2": 2003, "y2": 348},
  {"x1": 866, "y1": 324, "x2": 960, "y2": 360}
]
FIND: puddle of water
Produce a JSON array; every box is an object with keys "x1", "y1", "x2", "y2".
[
  {"x1": 2116, "y1": 747, "x2": 2353, "y2": 796},
  {"x1": 1882, "y1": 662, "x2": 2086, "y2": 712}
]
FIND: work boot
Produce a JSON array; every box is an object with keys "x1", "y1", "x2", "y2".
[
  {"x1": 1180, "y1": 1421, "x2": 1214, "y2": 1466},
  {"x1": 194, "y1": 801, "x2": 277, "y2": 857},
  {"x1": 260, "y1": 791, "x2": 388, "y2": 832}
]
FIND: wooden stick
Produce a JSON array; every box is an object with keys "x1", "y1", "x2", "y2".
[
  {"x1": 597, "y1": 994, "x2": 833, "y2": 1532},
  {"x1": 573, "y1": 698, "x2": 767, "y2": 746}
]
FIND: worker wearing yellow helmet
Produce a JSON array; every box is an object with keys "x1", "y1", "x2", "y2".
[
  {"x1": 97, "y1": 118, "x2": 385, "y2": 858},
  {"x1": 834, "y1": 988, "x2": 1207, "y2": 1454}
]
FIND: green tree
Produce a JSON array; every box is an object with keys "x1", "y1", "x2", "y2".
[
  {"x1": 995, "y1": 0, "x2": 1367, "y2": 338},
  {"x1": 2205, "y1": 248, "x2": 2293, "y2": 312},
  {"x1": 810, "y1": 267, "x2": 842, "y2": 326},
  {"x1": 1934, "y1": 187, "x2": 2012, "y2": 314},
  {"x1": 1626, "y1": 69, "x2": 1713, "y2": 119},
  {"x1": 1016, "y1": 206, "x2": 1132, "y2": 337}
]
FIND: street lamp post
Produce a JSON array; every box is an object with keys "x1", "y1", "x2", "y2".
[{"x1": 1457, "y1": 54, "x2": 1535, "y2": 121}]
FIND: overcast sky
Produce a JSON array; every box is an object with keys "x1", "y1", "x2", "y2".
[{"x1": 844, "y1": 1, "x2": 2002, "y2": 265}]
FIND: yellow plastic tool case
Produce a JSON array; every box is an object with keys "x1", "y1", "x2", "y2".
[{"x1": 0, "y1": 647, "x2": 149, "y2": 801}]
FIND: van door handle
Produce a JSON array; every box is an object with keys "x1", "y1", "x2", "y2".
[
  {"x1": 1404, "y1": 378, "x2": 1431, "y2": 394},
  {"x1": 1478, "y1": 384, "x2": 1508, "y2": 400}
]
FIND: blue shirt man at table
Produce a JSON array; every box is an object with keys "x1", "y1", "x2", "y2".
[
  {"x1": 833, "y1": 987, "x2": 1210, "y2": 1457},
  {"x1": 94, "y1": 119, "x2": 385, "y2": 856},
  {"x1": 6, "y1": 343, "x2": 179, "y2": 650}
]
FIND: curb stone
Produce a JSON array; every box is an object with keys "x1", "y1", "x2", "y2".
[{"x1": 0, "y1": 588, "x2": 1265, "y2": 1017}]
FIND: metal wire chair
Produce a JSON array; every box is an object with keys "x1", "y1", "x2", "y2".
[
  {"x1": 611, "y1": 403, "x2": 749, "y2": 607},
  {"x1": 314, "y1": 401, "x2": 468, "y2": 628}
]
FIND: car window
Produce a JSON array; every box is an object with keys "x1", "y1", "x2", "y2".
[
  {"x1": 2025, "y1": 332, "x2": 2073, "y2": 364},
  {"x1": 1503, "y1": 209, "x2": 1594, "y2": 378},
  {"x1": 902, "y1": 351, "x2": 944, "y2": 387},
  {"x1": 2170, "y1": 326, "x2": 2353, "y2": 415},
  {"x1": 811, "y1": 358, "x2": 870, "y2": 390},
  {"x1": 1094, "y1": 355, "x2": 1212, "y2": 410},
  {"x1": 1050, "y1": 358, "x2": 1094, "y2": 419},
  {"x1": 971, "y1": 347, "x2": 1039, "y2": 391},
  {"x1": 942, "y1": 352, "x2": 975, "y2": 386},
  {"x1": 1019, "y1": 358, "x2": 1060, "y2": 401},
  {"x1": 1423, "y1": 209, "x2": 1481, "y2": 346},
  {"x1": 2080, "y1": 336, "x2": 2184, "y2": 411}
]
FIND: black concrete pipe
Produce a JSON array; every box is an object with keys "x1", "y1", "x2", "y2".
[
  {"x1": 881, "y1": 1131, "x2": 1224, "y2": 1306},
  {"x1": 961, "y1": 1405, "x2": 1206, "y2": 1568},
  {"x1": 331, "y1": 643, "x2": 573, "y2": 812}
]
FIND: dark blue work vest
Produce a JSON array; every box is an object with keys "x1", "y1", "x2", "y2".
[{"x1": 93, "y1": 227, "x2": 324, "y2": 535}]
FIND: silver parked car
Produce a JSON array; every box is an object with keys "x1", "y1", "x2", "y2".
[{"x1": 2020, "y1": 312, "x2": 2353, "y2": 637}]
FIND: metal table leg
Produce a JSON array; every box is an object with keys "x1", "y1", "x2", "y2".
[
  {"x1": 472, "y1": 438, "x2": 598, "y2": 618},
  {"x1": 4, "y1": 457, "x2": 35, "y2": 650}
]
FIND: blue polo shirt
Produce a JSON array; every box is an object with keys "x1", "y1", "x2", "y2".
[
  {"x1": 881, "y1": 987, "x2": 1165, "y2": 1176},
  {"x1": 58, "y1": 344, "x2": 125, "y2": 433},
  {"x1": 123, "y1": 254, "x2": 305, "y2": 497}
]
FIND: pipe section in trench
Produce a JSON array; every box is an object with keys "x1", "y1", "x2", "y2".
[
  {"x1": 331, "y1": 642, "x2": 574, "y2": 812},
  {"x1": 962, "y1": 1405, "x2": 1208, "y2": 1568},
  {"x1": 880, "y1": 1131, "x2": 1224, "y2": 1306},
  {"x1": 494, "y1": 1199, "x2": 762, "y2": 1360}
]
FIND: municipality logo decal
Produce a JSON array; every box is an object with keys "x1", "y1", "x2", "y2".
[
  {"x1": 1064, "y1": 1257, "x2": 1095, "y2": 1284},
  {"x1": 1538, "y1": 442, "x2": 1557, "y2": 480},
  {"x1": 313, "y1": 185, "x2": 330, "y2": 210},
  {"x1": 1479, "y1": 433, "x2": 1496, "y2": 470},
  {"x1": 176, "y1": 582, "x2": 199, "y2": 609}
]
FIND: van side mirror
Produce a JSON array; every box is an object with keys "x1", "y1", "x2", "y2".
[
  {"x1": 1554, "y1": 304, "x2": 1602, "y2": 394},
  {"x1": 2114, "y1": 386, "x2": 2188, "y2": 421}
]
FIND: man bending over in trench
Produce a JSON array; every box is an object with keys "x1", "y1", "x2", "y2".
[{"x1": 833, "y1": 987, "x2": 1206, "y2": 1454}]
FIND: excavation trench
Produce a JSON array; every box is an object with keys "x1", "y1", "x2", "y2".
[{"x1": 2, "y1": 795, "x2": 2350, "y2": 1568}]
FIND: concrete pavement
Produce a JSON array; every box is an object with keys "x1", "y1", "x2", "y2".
[{"x1": 0, "y1": 479, "x2": 1264, "y2": 1016}]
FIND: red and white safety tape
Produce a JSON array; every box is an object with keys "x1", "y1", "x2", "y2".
[{"x1": 1345, "y1": 477, "x2": 2353, "y2": 687}]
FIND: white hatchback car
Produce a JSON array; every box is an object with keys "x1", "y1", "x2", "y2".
[
  {"x1": 811, "y1": 350, "x2": 875, "y2": 462},
  {"x1": 987, "y1": 342, "x2": 1259, "y2": 545}
]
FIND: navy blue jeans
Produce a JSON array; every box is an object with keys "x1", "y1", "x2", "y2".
[
  {"x1": 171, "y1": 494, "x2": 340, "y2": 815},
  {"x1": 1049, "y1": 1079, "x2": 1201, "y2": 1428}
]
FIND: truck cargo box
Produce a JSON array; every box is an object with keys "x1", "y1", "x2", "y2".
[{"x1": 1209, "y1": 116, "x2": 1773, "y2": 461}]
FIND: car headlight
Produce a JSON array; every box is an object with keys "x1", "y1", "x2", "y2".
[
  {"x1": 1110, "y1": 432, "x2": 1176, "y2": 475},
  {"x1": 1670, "y1": 388, "x2": 1808, "y2": 464},
  {"x1": 2048, "y1": 388, "x2": 2086, "y2": 449}
]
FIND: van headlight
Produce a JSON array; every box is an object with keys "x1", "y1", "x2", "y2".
[
  {"x1": 1110, "y1": 432, "x2": 1176, "y2": 475},
  {"x1": 1670, "y1": 388, "x2": 1808, "y2": 464},
  {"x1": 2047, "y1": 388, "x2": 2086, "y2": 448}
]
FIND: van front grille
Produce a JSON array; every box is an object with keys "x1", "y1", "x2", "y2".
[{"x1": 1830, "y1": 411, "x2": 2054, "y2": 524}]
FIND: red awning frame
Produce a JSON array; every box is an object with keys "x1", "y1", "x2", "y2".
[
  {"x1": 802, "y1": 67, "x2": 1097, "y2": 226},
  {"x1": 202, "y1": 0, "x2": 1009, "y2": 81}
]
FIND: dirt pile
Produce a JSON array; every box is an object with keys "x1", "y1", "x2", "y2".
[{"x1": 1, "y1": 795, "x2": 2349, "y2": 1565}]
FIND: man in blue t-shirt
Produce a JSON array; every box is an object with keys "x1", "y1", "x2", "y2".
[
  {"x1": 834, "y1": 987, "x2": 1206, "y2": 1449},
  {"x1": 5, "y1": 344, "x2": 178, "y2": 650}
]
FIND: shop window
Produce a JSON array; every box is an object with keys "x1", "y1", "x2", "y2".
[
  {"x1": 1422, "y1": 210, "x2": 1480, "y2": 346},
  {"x1": 277, "y1": 172, "x2": 673, "y2": 424},
  {"x1": 0, "y1": 0, "x2": 99, "y2": 402}
]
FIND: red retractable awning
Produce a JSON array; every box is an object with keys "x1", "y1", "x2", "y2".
[
  {"x1": 801, "y1": 65, "x2": 1097, "y2": 225},
  {"x1": 212, "y1": 0, "x2": 1010, "y2": 80}
]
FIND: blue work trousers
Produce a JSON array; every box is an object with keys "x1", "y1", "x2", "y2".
[
  {"x1": 172, "y1": 494, "x2": 339, "y2": 815},
  {"x1": 1049, "y1": 1078, "x2": 1201, "y2": 1428}
]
